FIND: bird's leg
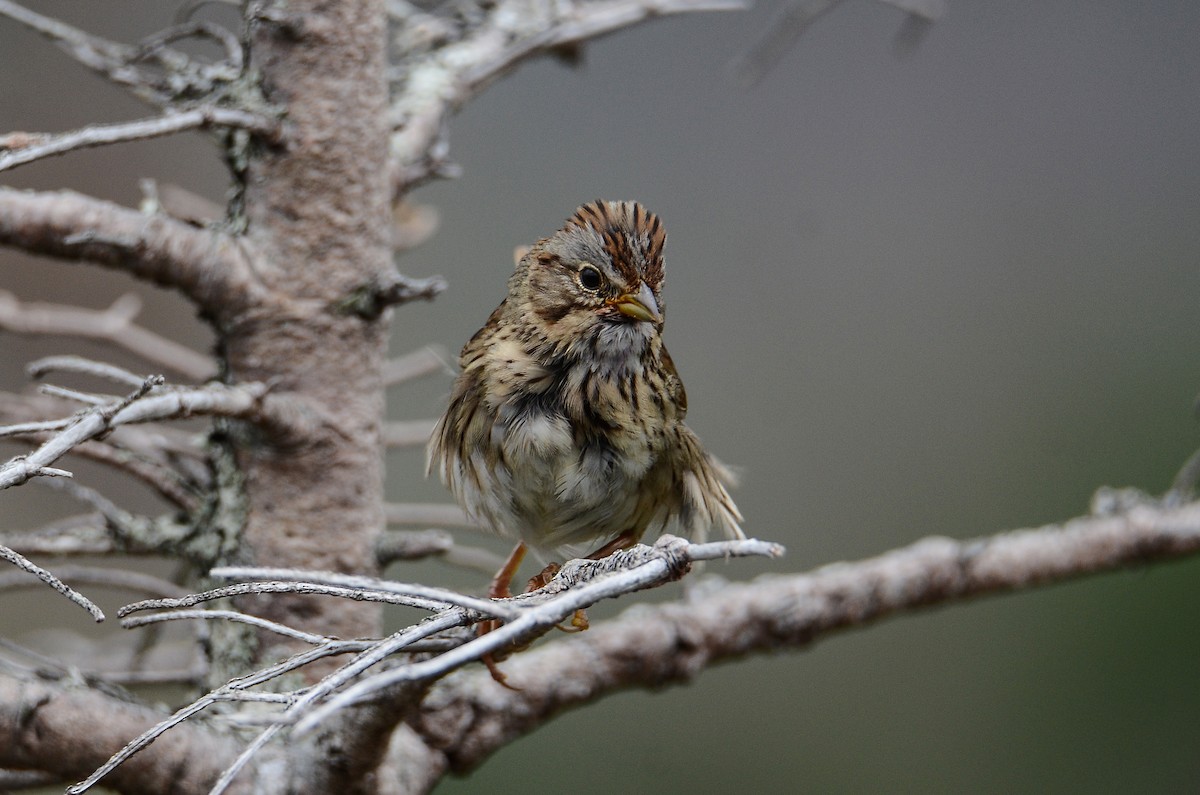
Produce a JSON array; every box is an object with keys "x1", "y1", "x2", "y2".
[
  {"x1": 481, "y1": 541, "x2": 527, "y2": 689},
  {"x1": 488, "y1": 541, "x2": 527, "y2": 601}
]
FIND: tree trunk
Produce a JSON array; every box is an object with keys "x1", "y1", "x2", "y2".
[{"x1": 221, "y1": 0, "x2": 391, "y2": 663}]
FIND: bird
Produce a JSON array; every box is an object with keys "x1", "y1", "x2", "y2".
[{"x1": 428, "y1": 200, "x2": 744, "y2": 607}]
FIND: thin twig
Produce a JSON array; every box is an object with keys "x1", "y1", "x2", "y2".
[
  {"x1": 0, "y1": 514, "x2": 114, "y2": 555},
  {"x1": 121, "y1": 610, "x2": 332, "y2": 645},
  {"x1": 0, "y1": 0, "x2": 248, "y2": 107},
  {"x1": 8, "y1": 432, "x2": 202, "y2": 510},
  {"x1": 0, "y1": 108, "x2": 280, "y2": 173},
  {"x1": 294, "y1": 536, "x2": 780, "y2": 732},
  {"x1": 38, "y1": 383, "x2": 115, "y2": 406},
  {"x1": 375, "y1": 528, "x2": 508, "y2": 572},
  {"x1": 0, "y1": 545, "x2": 104, "y2": 621},
  {"x1": 28, "y1": 355, "x2": 150, "y2": 388},
  {"x1": 66, "y1": 694, "x2": 219, "y2": 794},
  {"x1": 0, "y1": 378, "x2": 309, "y2": 491},
  {"x1": 209, "y1": 566, "x2": 514, "y2": 618},
  {"x1": 118, "y1": 579, "x2": 496, "y2": 617},
  {"x1": 208, "y1": 723, "x2": 283, "y2": 795}
]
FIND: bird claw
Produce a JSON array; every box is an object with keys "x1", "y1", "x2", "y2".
[{"x1": 556, "y1": 608, "x2": 589, "y2": 632}]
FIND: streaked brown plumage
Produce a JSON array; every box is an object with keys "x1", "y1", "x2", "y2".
[{"x1": 428, "y1": 200, "x2": 743, "y2": 586}]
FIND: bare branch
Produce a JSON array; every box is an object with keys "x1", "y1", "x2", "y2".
[
  {"x1": 66, "y1": 633, "x2": 425, "y2": 795},
  {"x1": 375, "y1": 528, "x2": 452, "y2": 564},
  {"x1": 62, "y1": 686, "x2": 246, "y2": 795},
  {"x1": 7, "y1": 432, "x2": 202, "y2": 509},
  {"x1": 296, "y1": 538, "x2": 776, "y2": 733},
  {"x1": 210, "y1": 566, "x2": 516, "y2": 617},
  {"x1": 337, "y1": 270, "x2": 447, "y2": 320},
  {"x1": 0, "y1": 672, "x2": 240, "y2": 793},
  {"x1": 0, "y1": 108, "x2": 279, "y2": 173},
  {"x1": 0, "y1": 377, "x2": 305, "y2": 491},
  {"x1": 460, "y1": 0, "x2": 750, "y2": 90},
  {"x1": 122, "y1": 609, "x2": 334, "y2": 645},
  {"x1": 0, "y1": 0, "x2": 246, "y2": 107},
  {"x1": 0, "y1": 292, "x2": 214, "y2": 380},
  {"x1": 0, "y1": 188, "x2": 259, "y2": 313},
  {"x1": 417, "y1": 496, "x2": 1200, "y2": 772},
  {"x1": 388, "y1": 0, "x2": 746, "y2": 189},
  {"x1": 0, "y1": 545, "x2": 104, "y2": 621},
  {"x1": 27, "y1": 355, "x2": 148, "y2": 388}
]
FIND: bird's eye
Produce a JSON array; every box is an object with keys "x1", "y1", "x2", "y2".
[{"x1": 578, "y1": 264, "x2": 603, "y2": 292}]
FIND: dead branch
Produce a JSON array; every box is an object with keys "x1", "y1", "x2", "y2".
[
  {"x1": 0, "y1": 188, "x2": 259, "y2": 313},
  {"x1": 0, "y1": 545, "x2": 103, "y2": 621},
  {"x1": 296, "y1": 536, "x2": 781, "y2": 732},
  {"x1": 6, "y1": 432, "x2": 202, "y2": 510},
  {"x1": 0, "y1": 0, "x2": 246, "y2": 107},
  {"x1": 388, "y1": 0, "x2": 747, "y2": 190},
  {"x1": 0, "y1": 107, "x2": 279, "y2": 173},
  {"x1": 414, "y1": 494, "x2": 1200, "y2": 773},
  {"x1": 0, "y1": 672, "x2": 242, "y2": 795},
  {"x1": 0, "y1": 376, "x2": 307, "y2": 491}
]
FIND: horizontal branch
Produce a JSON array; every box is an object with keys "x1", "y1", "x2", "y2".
[
  {"x1": 0, "y1": 292, "x2": 210, "y2": 378},
  {"x1": 417, "y1": 495, "x2": 1200, "y2": 772},
  {"x1": 0, "y1": 107, "x2": 279, "y2": 173},
  {"x1": 0, "y1": 188, "x2": 259, "y2": 313}
]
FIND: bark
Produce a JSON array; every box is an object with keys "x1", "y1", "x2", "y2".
[
  {"x1": 215, "y1": 1, "x2": 393, "y2": 658},
  {"x1": 0, "y1": 674, "x2": 240, "y2": 795}
]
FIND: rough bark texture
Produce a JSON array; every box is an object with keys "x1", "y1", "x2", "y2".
[{"x1": 220, "y1": 0, "x2": 393, "y2": 654}]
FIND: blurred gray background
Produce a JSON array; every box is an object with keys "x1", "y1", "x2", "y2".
[{"x1": 3, "y1": 1, "x2": 1200, "y2": 792}]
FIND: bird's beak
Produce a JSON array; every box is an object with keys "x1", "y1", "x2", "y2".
[{"x1": 610, "y1": 282, "x2": 662, "y2": 323}]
